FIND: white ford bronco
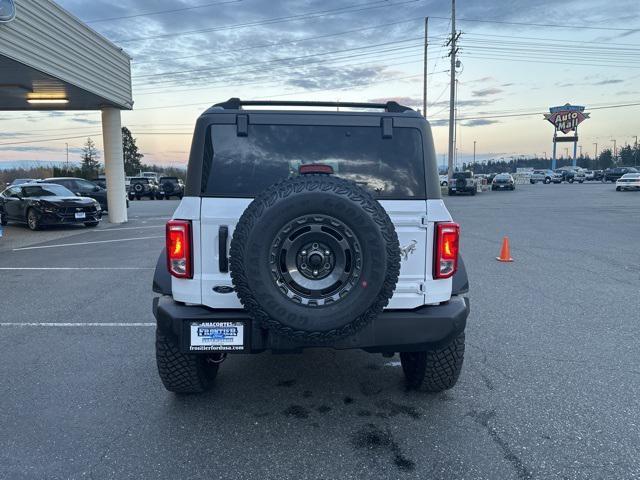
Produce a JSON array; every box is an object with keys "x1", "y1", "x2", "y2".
[{"x1": 152, "y1": 99, "x2": 469, "y2": 394}]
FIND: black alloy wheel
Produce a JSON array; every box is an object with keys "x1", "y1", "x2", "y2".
[{"x1": 270, "y1": 214, "x2": 362, "y2": 307}]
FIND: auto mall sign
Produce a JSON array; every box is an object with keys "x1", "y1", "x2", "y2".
[{"x1": 544, "y1": 104, "x2": 590, "y2": 134}]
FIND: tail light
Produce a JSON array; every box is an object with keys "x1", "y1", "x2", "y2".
[
  {"x1": 434, "y1": 222, "x2": 460, "y2": 279},
  {"x1": 166, "y1": 219, "x2": 192, "y2": 279}
]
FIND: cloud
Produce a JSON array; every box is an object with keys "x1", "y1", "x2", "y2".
[
  {"x1": 368, "y1": 96, "x2": 422, "y2": 108},
  {"x1": 0, "y1": 146, "x2": 59, "y2": 152},
  {"x1": 461, "y1": 119, "x2": 500, "y2": 127},
  {"x1": 472, "y1": 87, "x2": 503, "y2": 97},
  {"x1": 428, "y1": 119, "x2": 449, "y2": 127},
  {"x1": 592, "y1": 79, "x2": 624, "y2": 85},
  {"x1": 70, "y1": 117, "x2": 101, "y2": 125}
]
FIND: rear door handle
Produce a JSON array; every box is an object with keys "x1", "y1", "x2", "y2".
[{"x1": 219, "y1": 226, "x2": 229, "y2": 272}]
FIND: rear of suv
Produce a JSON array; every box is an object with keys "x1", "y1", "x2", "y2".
[
  {"x1": 152, "y1": 99, "x2": 470, "y2": 394},
  {"x1": 157, "y1": 176, "x2": 185, "y2": 200},
  {"x1": 128, "y1": 177, "x2": 158, "y2": 200}
]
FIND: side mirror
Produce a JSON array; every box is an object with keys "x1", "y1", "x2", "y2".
[{"x1": 75, "y1": 192, "x2": 82, "y2": 197}]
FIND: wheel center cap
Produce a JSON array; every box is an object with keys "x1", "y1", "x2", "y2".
[{"x1": 308, "y1": 253, "x2": 323, "y2": 267}]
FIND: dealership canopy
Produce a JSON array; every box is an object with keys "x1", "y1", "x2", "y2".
[{"x1": 0, "y1": 0, "x2": 133, "y2": 223}]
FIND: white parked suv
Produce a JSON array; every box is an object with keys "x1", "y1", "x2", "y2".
[{"x1": 152, "y1": 99, "x2": 470, "y2": 394}]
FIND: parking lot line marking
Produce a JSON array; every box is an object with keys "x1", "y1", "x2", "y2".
[
  {"x1": 12, "y1": 235, "x2": 164, "y2": 251},
  {"x1": 0, "y1": 267, "x2": 154, "y2": 270},
  {"x1": 0, "y1": 322, "x2": 155, "y2": 327},
  {"x1": 95, "y1": 225, "x2": 165, "y2": 232}
]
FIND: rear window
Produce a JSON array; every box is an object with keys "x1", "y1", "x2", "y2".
[
  {"x1": 132, "y1": 178, "x2": 149, "y2": 184},
  {"x1": 203, "y1": 124, "x2": 426, "y2": 199}
]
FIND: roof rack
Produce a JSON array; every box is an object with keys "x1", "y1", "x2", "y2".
[{"x1": 212, "y1": 98, "x2": 413, "y2": 113}]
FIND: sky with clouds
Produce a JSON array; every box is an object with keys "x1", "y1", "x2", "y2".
[{"x1": 1, "y1": 0, "x2": 639, "y2": 167}]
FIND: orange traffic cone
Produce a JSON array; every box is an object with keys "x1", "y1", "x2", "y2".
[{"x1": 496, "y1": 236, "x2": 514, "y2": 262}]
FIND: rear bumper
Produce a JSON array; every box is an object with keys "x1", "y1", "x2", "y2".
[{"x1": 153, "y1": 295, "x2": 469, "y2": 354}]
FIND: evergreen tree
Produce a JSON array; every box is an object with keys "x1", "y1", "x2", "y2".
[
  {"x1": 122, "y1": 127, "x2": 144, "y2": 176},
  {"x1": 597, "y1": 149, "x2": 614, "y2": 170},
  {"x1": 80, "y1": 137, "x2": 100, "y2": 179}
]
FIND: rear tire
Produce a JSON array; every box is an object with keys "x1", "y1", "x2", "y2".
[
  {"x1": 616, "y1": 186, "x2": 622, "y2": 191},
  {"x1": 544, "y1": 178, "x2": 551, "y2": 184},
  {"x1": 400, "y1": 332, "x2": 465, "y2": 392},
  {"x1": 155, "y1": 330, "x2": 220, "y2": 394}
]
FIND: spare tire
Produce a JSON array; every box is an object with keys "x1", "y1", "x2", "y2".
[
  {"x1": 230, "y1": 174, "x2": 400, "y2": 342},
  {"x1": 163, "y1": 181, "x2": 175, "y2": 194}
]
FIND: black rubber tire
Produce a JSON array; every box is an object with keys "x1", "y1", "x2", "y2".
[
  {"x1": 569, "y1": 178, "x2": 574, "y2": 184},
  {"x1": 27, "y1": 208, "x2": 40, "y2": 231},
  {"x1": 470, "y1": 188, "x2": 476, "y2": 196},
  {"x1": 84, "y1": 222, "x2": 99, "y2": 228},
  {"x1": 155, "y1": 330, "x2": 220, "y2": 394},
  {"x1": 544, "y1": 178, "x2": 551, "y2": 184},
  {"x1": 230, "y1": 174, "x2": 400, "y2": 342},
  {"x1": 400, "y1": 332, "x2": 465, "y2": 392},
  {"x1": 530, "y1": 179, "x2": 535, "y2": 184},
  {"x1": 135, "y1": 195, "x2": 140, "y2": 200},
  {"x1": 616, "y1": 186, "x2": 621, "y2": 191}
]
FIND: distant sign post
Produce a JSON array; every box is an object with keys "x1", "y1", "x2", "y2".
[{"x1": 544, "y1": 104, "x2": 590, "y2": 169}]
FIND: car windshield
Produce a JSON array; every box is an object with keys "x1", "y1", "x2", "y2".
[
  {"x1": 204, "y1": 124, "x2": 426, "y2": 199},
  {"x1": 21, "y1": 184, "x2": 74, "y2": 197}
]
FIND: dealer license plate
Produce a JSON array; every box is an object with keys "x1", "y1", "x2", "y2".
[
  {"x1": 189, "y1": 321, "x2": 244, "y2": 351},
  {"x1": 75, "y1": 212, "x2": 86, "y2": 219}
]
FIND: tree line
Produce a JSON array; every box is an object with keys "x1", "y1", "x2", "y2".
[
  {"x1": 1, "y1": 127, "x2": 186, "y2": 186},
  {"x1": 462, "y1": 145, "x2": 640, "y2": 174}
]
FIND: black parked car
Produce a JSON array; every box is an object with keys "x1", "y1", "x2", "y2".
[
  {"x1": 603, "y1": 167, "x2": 638, "y2": 182},
  {"x1": 491, "y1": 173, "x2": 515, "y2": 190},
  {"x1": 157, "y1": 176, "x2": 185, "y2": 200},
  {"x1": 44, "y1": 177, "x2": 110, "y2": 211},
  {"x1": 129, "y1": 177, "x2": 159, "y2": 200},
  {"x1": 0, "y1": 183, "x2": 102, "y2": 230}
]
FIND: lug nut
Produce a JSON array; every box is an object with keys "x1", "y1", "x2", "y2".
[
  {"x1": 325, "y1": 250, "x2": 330, "y2": 255},
  {"x1": 313, "y1": 270, "x2": 318, "y2": 276}
]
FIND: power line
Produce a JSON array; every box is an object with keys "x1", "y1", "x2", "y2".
[
  {"x1": 132, "y1": 36, "x2": 430, "y2": 80},
  {"x1": 132, "y1": 18, "x2": 427, "y2": 65},
  {"x1": 85, "y1": 0, "x2": 242, "y2": 24},
  {"x1": 428, "y1": 15, "x2": 640, "y2": 32},
  {"x1": 114, "y1": 0, "x2": 423, "y2": 43}
]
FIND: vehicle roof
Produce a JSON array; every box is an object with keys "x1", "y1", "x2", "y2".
[
  {"x1": 44, "y1": 177, "x2": 87, "y2": 180},
  {"x1": 13, "y1": 182, "x2": 62, "y2": 187},
  {"x1": 201, "y1": 98, "x2": 420, "y2": 118},
  {"x1": 621, "y1": 172, "x2": 640, "y2": 177}
]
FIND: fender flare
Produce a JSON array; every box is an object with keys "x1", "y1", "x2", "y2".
[
  {"x1": 452, "y1": 255, "x2": 469, "y2": 296},
  {"x1": 152, "y1": 248, "x2": 172, "y2": 295}
]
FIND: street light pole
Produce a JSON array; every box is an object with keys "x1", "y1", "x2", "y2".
[
  {"x1": 473, "y1": 140, "x2": 476, "y2": 164},
  {"x1": 422, "y1": 17, "x2": 428, "y2": 118}
]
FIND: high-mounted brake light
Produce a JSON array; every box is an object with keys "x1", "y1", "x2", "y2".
[
  {"x1": 299, "y1": 164, "x2": 334, "y2": 175},
  {"x1": 434, "y1": 222, "x2": 460, "y2": 279},
  {"x1": 166, "y1": 220, "x2": 192, "y2": 279}
]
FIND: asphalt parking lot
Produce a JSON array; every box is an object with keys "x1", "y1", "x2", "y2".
[{"x1": 1, "y1": 185, "x2": 638, "y2": 480}]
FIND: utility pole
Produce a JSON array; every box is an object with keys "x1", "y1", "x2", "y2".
[
  {"x1": 612, "y1": 139, "x2": 617, "y2": 163},
  {"x1": 446, "y1": 0, "x2": 457, "y2": 181},
  {"x1": 579, "y1": 145, "x2": 583, "y2": 157},
  {"x1": 473, "y1": 140, "x2": 476, "y2": 163},
  {"x1": 594, "y1": 142, "x2": 598, "y2": 159},
  {"x1": 65, "y1": 142, "x2": 69, "y2": 171},
  {"x1": 422, "y1": 17, "x2": 428, "y2": 118}
]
